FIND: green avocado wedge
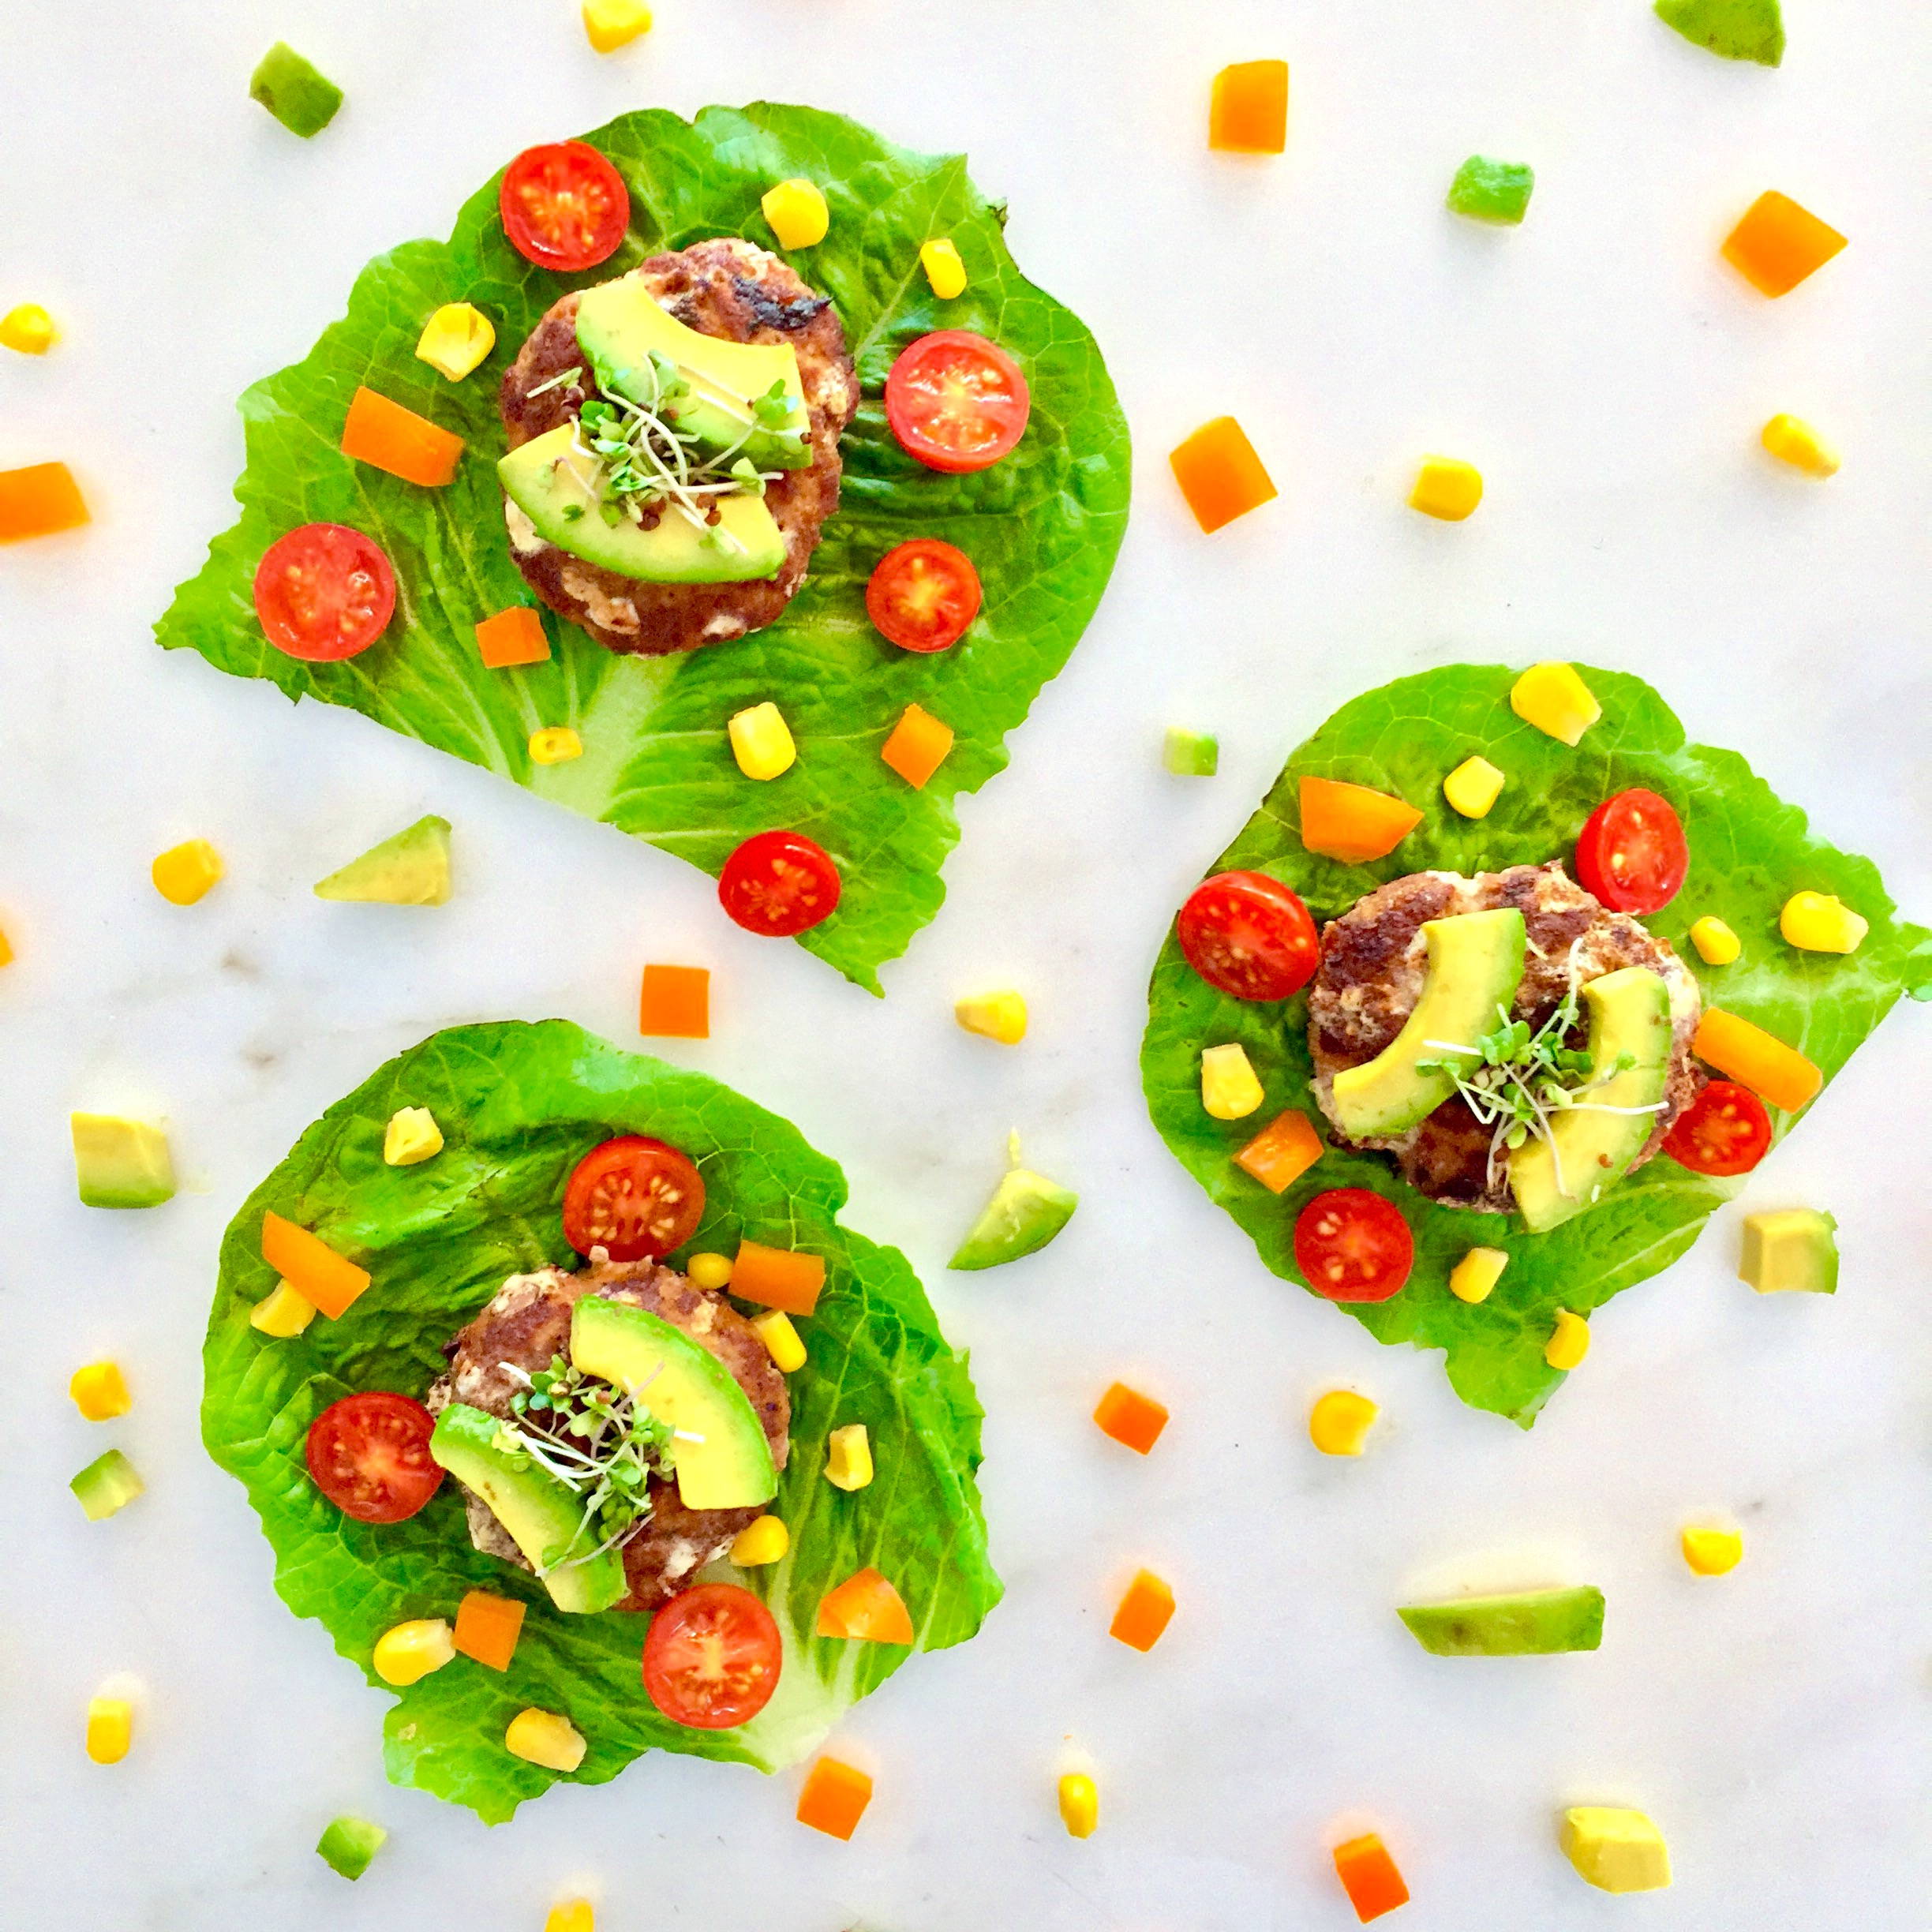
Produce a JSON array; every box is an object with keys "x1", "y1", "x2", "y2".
[
  {"x1": 1655, "y1": 0, "x2": 1784, "y2": 66},
  {"x1": 1398, "y1": 1584, "x2": 1605, "y2": 1657},
  {"x1": 314, "y1": 815, "x2": 451, "y2": 904},
  {"x1": 949, "y1": 1166, "x2": 1079, "y2": 1271}
]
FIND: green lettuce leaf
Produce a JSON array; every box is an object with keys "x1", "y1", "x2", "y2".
[
  {"x1": 155, "y1": 103, "x2": 1129, "y2": 993},
  {"x1": 1141, "y1": 665, "x2": 1932, "y2": 1426},
  {"x1": 203, "y1": 1020, "x2": 1000, "y2": 1822}
]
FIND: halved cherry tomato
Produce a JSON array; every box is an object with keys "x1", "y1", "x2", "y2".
[
  {"x1": 865, "y1": 539, "x2": 982, "y2": 653},
  {"x1": 718, "y1": 829, "x2": 841, "y2": 937},
  {"x1": 1663, "y1": 1080, "x2": 1773, "y2": 1177},
  {"x1": 305, "y1": 1391, "x2": 444, "y2": 1525},
  {"x1": 253, "y1": 523, "x2": 396, "y2": 662},
  {"x1": 562, "y1": 1135, "x2": 706, "y2": 1262},
  {"x1": 1293, "y1": 1188, "x2": 1414, "y2": 1302},
  {"x1": 642, "y1": 1582, "x2": 783, "y2": 1729},
  {"x1": 1177, "y1": 871, "x2": 1321, "y2": 1002},
  {"x1": 500, "y1": 140, "x2": 629, "y2": 271},
  {"x1": 1575, "y1": 788, "x2": 1689, "y2": 915},
  {"x1": 884, "y1": 330, "x2": 1031, "y2": 474}
]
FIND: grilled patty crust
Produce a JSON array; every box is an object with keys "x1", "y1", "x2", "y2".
[
  {"x1": 499, "y1": 237, "x2": 859, "y2": 656},
  {"x1": 428, "y1": 1252, "x2": 789, "y2": 1612},
  {"x1": 1307, "y1": 863, "x2": 1702, "y2": 1212}
]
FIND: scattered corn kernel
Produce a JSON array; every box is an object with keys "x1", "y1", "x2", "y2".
[
  {"x1": 1681, "y1": 1526, "x2": 1743, "y2": 1575},
  {"x1": 384, "y1": 1106, "x2": 444, "y2": 1166},
  {"x1": 687, "y1": 1251, "x2": 734, "y2": 1290},
  {"x1": 1309, "y1": 1389, "x2": 1379, "y2": 1456},
  {"x1": 1690, "y1": 915, "x2": 1740, "y2": 965},
  {"x1": 1739, "y1": 1207, "x2": 1838, "y2": 1294},
  {"x1": 582, "y1": 0, "x2": 652, "y2": 53},
  {"x1": 415, "y1": 302, "x2": 496, "y2": 381},
  {"x1": 546, "y1": 1901, "x2": 596, "y2": 1932},
  {"x1": 1200, "y1": 1043, "x2": 1265, "y2": 1120},
  {"x1": 920, "y1": 237, "x2": 967, "y2": 299},
  {"x1": 250, "y1": 1280, "x2": 318, "y2": 1338},
  {"x1": 1443, "y1": 754, "x2": 1506, "y2": 818},
  {"x1": 730, "y1": 1514, "x2": 791, "y2": 1566},
  {"x1": 1761, "y1": 413, "x2": 1839, "y2": 477},
  {"x1": 1545, "y1": 1308, "x2": 1590, "y2": 1371},
  {"x1": 956, "y1": 988, "x2": 1028, "y2": 1045},
  {"x1": 753, "y1": 1309, "x2": 807, "y2": 1373},
  {"x1": 1, "y1": 302, "x2": 57, "y2": 354},
  {"x1": 1559, "y1": 1807, "x2": 1672, "y2": 1893},
  {"x1": 728, "y1": 700, "x2": 797, "y2": 781},
  {"x1": 1163, "y1": 727, "x2": 1219, "y2": 777},
  {"x1": 1510, "y1": 661, "x2": 1601, "y2": 746},
  {"x1": 373, "y1": 1617, "x2": 456, "y2": 1686},
  {"x1": 826, "y1": 1422, "x2": 874, "y2": 1491},
  {"x1": 69, "y1": 1361, "x2": 132, "y2": 1421},
  {"x1": 1449, "y1": 1245, "x2": 1509, "y2": 1305},
  {"x1": 762, "y1": 178, "x2": 829, "y2": 249},
  {"x1": 1410, "y1": 455, "x2": 1484, "y2": 522},
  {"x1": 152, "y1": 838, "x2": 224, "y2": 906},
  {"x1": 0, "y1": 922, "x2": 13, "y2": 967},
  {"x1": 86, "y1": 1695, "x2": 133, "y2": 1765},
  {"x1": 505, "y1": 1707, "x2": 586, "y2": 1773},
  {"x1": 1058, "y1": 1772, "x2": 1099, "y2": 1838},
  {"x1": 530, "y1": 726, "x2": 583, "y2": 765},
  {"x1": 1780, "y1": 889, "x2": 1867, "y2": 954}
]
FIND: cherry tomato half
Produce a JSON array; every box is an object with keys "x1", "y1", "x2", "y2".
[
  {"x1": 1293, "y1": 1188, "x2": 1415, "y2": 1302},
  {"x1": 305, "y1": 1391, "x2": 444, "y2": 1525},
  {"x1": 1663, "y1": 1080, "x2": 1773, "y2": 1177},
  {"x1": 500, "y1": 140, "x2": 629, "y2": 271},
  {"x1": 865, "y1": 538, "x2": 983, "y2": 653},
  {"x1": 642, "y1": 1582, "x2": 784, "y2": 1729},
  {"x1": 1177, "y1": 871, "x2": 1321, "y2": 1002},
  {"x1": 718, "y1": 829, "x2": 841, "y2": 938},
  {"x1": 253, "y1": 523, "x2": 397, "y2": 662},
  {"x1": 1574, "y1": 788, "x2": 1689, "y2": 915},
  {"x1": 884, "y1": 330, "x2": 1031, "y2": 474},
  {"x1": 562, "y1": 1134, "x2": 706, "y2": 1262}
]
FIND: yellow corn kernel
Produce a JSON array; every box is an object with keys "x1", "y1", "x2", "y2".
[
  {"x1": 1410, "y1": 455, "x2": 1484, "y2": 521},
  {"x1": 373, "y1": 1617, "x2": 456, "y2": 1686},
  {"x1": 1680, "y1": 1526, "x2": 1743, "y2": 1576},
  {"x1": 250, "y1": 1280, "x2": 318, "y2": 1338},
  {"x1": 753, "y1": 1309, "x2": 807, "y2": 1372},
  {"x1": 1559, "y1": 1807, "x2": 1672, "y2": 1893},
  {"x1": 0, "y1": 921, "x2": 13, "y2": 967},
  {"x1": 85, "y1": 1696, "x2": 133, "y2": 1765},
  {"x1": 1689, "y1": 915, "x2": 1740, "y2": 966},
  {"x1": 151, "y1": 838, "x2": 224, "y2": 906},
  {"x1": 1510, "y1": 662, "x2": 1601, "y2": 747},
  {"x1": 1449, "y1": 1245, "x2": 1509, "y2": 1305},
  {"x1": 1058, "y1": 1773, "x2": 1099, "y2": 1839},
  {"x1": 1779, "y1": 890, "x2": 1867, "y2": 955},
  {"x1": 546, "y1": 1900, "x2": 596, "y2": 1932},
  {"x1": 826, "y1": 1422, "x2": 874, "y2": 1492},
  {"x1": 384, "y1": 1105, "x2": 444, "y2": 1166},
  {"x1": 687, "y1": 1251, "x2": 734, "y2": 1290},
  {"x1": 1442, "y1": 754, "x2": 1506, "y2": 819},
  {"x1": 728, "y1": 700, "x2": 797, "y2": 781},
  {"x1": 1308, "y1": 1388, "x2": 1378, "y2": 1456},
  {"x1": 1545, "y1": 1308, "x2": 1590, "y2": 1371},
  {"x1": 920, "y1": 238, "x2": 968, "y2": 299},
  {"x1": 582, "y1": 0, "x2": 652, "y2": 53},
  {"x1": 762, "y1": 178, "x2": 829, "y2": 250},
  {"x1": 1761, "y1": 413, "x2": 1839, "y2": 478},
  {"x1": 69, "y1": 1361, "x2": 133, "y2": 1421},
  {"x1": 1200, "y1": 1043, "x2": 1265, "y2": 1120},
  {"x1": 1, "y1": 302, "x2": 57, "y2": 354},
  {"x1": 730, "y1": 1514, "x2": 791, "y2": 1567},
  {"x1": 530, "y1": 726, "x2": 583, "y2": 766},
  {"x1": 506, "y1": 1708, "x2": 586, "y2": 1773},
  {"x1": 414, "y1": 302, "x2": 496, "y2": 382},
  {"x1": 956, "y1": 989, "x2": 1028, "y2": 1045}
]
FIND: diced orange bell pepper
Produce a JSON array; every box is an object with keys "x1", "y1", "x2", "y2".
[
  {"x1": 816, "y1": 1567, "x2": 915, "y2": 1644},
  {"x1": 1169, "y1": 417, "x2": 1277, "y2": 534},
  {"x1": 730, "y1": 1240, "x2": 826, "y2": 1316},
  {"x1": 451, "y1": 1589, "x2": 526, "y2": 1672},
  {"x1": 0, "y1": 460, "x2": 89, "y2": 541},
  {"x1": 1333, "y1": 1833, "x2": 1410, "y2": 1923},
  {"x1": 797, "y1": 1756, "x2": 873, "y2": 1839},
  {"x1": 1109, "y1": 1569, "x2": 1176, "y2": 1652},
  {"x1": 340, "y1": 385, "x2": 466, "y2": 485},
  {"x1": 1693, "y1": 1009, "x2": 1822, "y2": 1112},
  {"x1": 260, "y1": 1211, "x2": 371, "y2": 1320},
  {"x1": 475, "y1": 605, "x2": 551, "y2": 668},
  {"x1": 638, "y1": 963, "x2": 710, "y2": 1039},
  {"x1": 1210, "y1": 61, "x2": 1289, "y2": 154},
  {"x1": 881, "y1": 704, "x2": 954, "y2": 789},
  {"x1": 1721, "y1": 191, "x2": 1847, "y2": 298},
  {"x1": 1299, "y1": 775, "x2": 1425, "y2": 863},
  {"x1": 1235, "y1": 1109, "x2": 1324, "y2": 1193},
  {"x1": 1092, "y1": 1382, "x2": 1170, "y2": 1455}
]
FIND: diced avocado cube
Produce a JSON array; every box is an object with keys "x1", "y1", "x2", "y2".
[
  {"x1": 1654, "y1": 0, "x2": 1783, "y2": 66},
  {"x1": 72, "y1": 1448, "x2": 145, "y2": 1522},
  {"x1": 1739, "y1": 1208, "x2": 1837, "y2": 1294},
  {"x1": 72, "y1": 1114, "x2": 175, "y2": 1209},
  {"x1": 249, "y1": 43, "x2": 343, "y2": 138},
  {"x1": 1163, "y1": 728, "x2": 1219, "y2": 777},
  {"x1": 1447, "y1": 155, "x2": 1535, "y2": 225},
  {"x1": 949, "y1": 1166, "x2": 1078, "y2": 1271},
  {"x1": 314, "y1": 816, "x2": 451, "y2": 904},
  {"x1": 1397, "y1": 1583, "x2": 1604, "y2": 1655},
  {"x1": 316, "y1": 1814, "x2": 387, "y2": 1881}
]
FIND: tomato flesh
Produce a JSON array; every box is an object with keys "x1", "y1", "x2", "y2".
[
  {"x1": 305, "y1": 1391, "x2": 444, "y2": 1524},
  {"x1": 1177, "y1": 871, "x2": 1321, "y2": 1002},
  {"x1": 884, "y1": 330, "x2": 1031, "y2": 474},
  {"x1": 253, "y1": 523, "x2": 396, "y2": 662},
  {"x1": 562, "y1": 1135, "x2": 705, "y2": 1262},
  {"x1": 1294, "y1": 1189, "x2": 1414, "y2": 1302},
  {"x1": 1663, "y1": 1080, "x2": 1772, "y2": 1177},
  {"x1": 500, "y1": 140, "x2": 629, "y2": 271},
  {"x1": 718, "y1": 829, "x2": 841, "y2": 937},
  {"x1": 865, "y1": 538, "x2": 983, "y2": 653},
  {"x1": 642, "y1": 1583, "x2": 784, "y2": 1729},
  {"x1": 1574, "y1": 788, "x2": 1688, "y2": 915}
]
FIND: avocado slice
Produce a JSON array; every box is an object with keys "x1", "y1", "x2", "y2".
[
  {"x1": 315, "y1": 1815, "x2": 387, "y2": 1881},
  {"x1": 949, "y1": 1167, "x2": 1080, "y2": 1271},
  {"x1": 427, "y1": 1403, "x2": 627, "y2": 1614},
  {"x1": 568, "y1": 1297, "x2": 776, "y2": 1512},
  {"x1": 70, "y1": 1112, "x2": 175, "y2": 1209},
  {"x1": 1330, "y1": 909, "x2": 1528, "y2": 1140},
  {"x1": 314, "y1": 815, "x2": 451, "y2": 905},
  {"x1": 71, "y1": 1448, "x2": 145, "y2": 1522},
  {"x1": 1739, "y1": 1208, "x2": 1838, "y2": 1294},
  {"x1": 1511, "y1": 967, "x2": 1672, "y2": 1234},
  {"x1": 574, "y1": 275, "x2": 812, "y2": 471},
  {"x1": 1398, "y1": 1583, "x2": 1605, "y2": 1656},
  {"x1": 500, "y1": 425, "x2": 788, "y2": 584}
]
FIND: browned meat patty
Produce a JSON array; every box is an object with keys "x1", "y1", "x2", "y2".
[
  {"x1": 427, "y1": 1253, "x2": 789, "y2": 1612},
  {"x1": 498, "y1": 238, "x2": 859, "y2": 656},
  {"x1": 1307, "y1": 863, "x2": 1702, "y2": 1213}
]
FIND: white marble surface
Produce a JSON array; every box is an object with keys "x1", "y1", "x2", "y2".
[{"x1": 2, "y1": 0, "x2": 1929, "y2": 1924}]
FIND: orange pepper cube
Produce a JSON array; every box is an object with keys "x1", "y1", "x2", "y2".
[
  {"x1": 1170, "y1": 417, "x2": 1277, "y2": 534},
  {"x1": 451, "y1": 1589, "x2": 526, "y2": 1672},
  {"x1": 1333, "y1": 1833, "x2": 1410, "y2": 1923},
  {"x1": 0, "y1": 460, "x2": 90, "y2": 542},
  {"x1": 638, "y1": 964, "x2": 710, "y2": 1039},
  {"x1": 260, "y1": 1211, "x2": 371, "y2": 1320},
  {"x1": 340, "y1": 385, "x2": 466, "y2": 485},
  {"x1": 1693, "y1": 1009, "x2": 1822, "y2": 1113},
  {"x1": 797, "y1": 1756, "x2": 873, "y2": 1839},
  {"x1": 816, "y1": 1567, "x2": 915, "y2": 1645},
  {"x1": 1109, "y1": 1568, "x2": 1176, "y2": 1652},
  {"x1": 730, "y1": 1239, "x2": 826, "y2": 1316},
  {"x1": 1235, "y1": 1109, "x2": 1324, "y2": 1193},
  {"x1": 1721, "y1": 191, "x2": 1847, "y2": 298},
  {"x1": 1298, "y1": 775, "x2": 1423, "y2": 863},
  {"x1": 1093, "y1": 1382, "x2": 1170, "y2": 1455},
  {"x1": 475, "y1": 605, "x2": 551, "y2": 668},
  {"x1": 1210, "y1": 60, "x2": 1289, "y2": 154},
  {"x1": 881, "y1": 704, "x2": 954, "y2": 789}
]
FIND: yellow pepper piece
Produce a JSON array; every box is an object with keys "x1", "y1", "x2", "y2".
[
  {"x1": 414, "y1": 302, "x2": 496, "y2": 382},
  {"x1": 69, "y1": 1361, "x2": 132, "y2": 1421},
  {"x1": 1443, "y1": 754, "x2": 1506, "y2": 819},
  {"x1": 1308, "y1": 1389, "x2": 1378, "y2": 1456},
  {"x1": 730, "y1": 1514, "x2": 791, "y2": 1567},
  {"x1": 1680, "y1": 1526, "x2": 1743, "y2": 1576},
  {"x1": 1, "y1": 302, "x2": 57, "y2": 354},
  {"x1": 0, "y1": 921, "x2": 13, "y2": 967},
  {"x1": 753, "y1": 1309, "x2": 807, "y2": 1373},
  {"x1": 1058, "y1": 1772, "x2": 1099, "y2": 1839},
  {"x1": 762, "y1": 178, "x2": 829, "y2": 249},
  {"x1": 1448, "y1": 1246, "x2": 1509, "y2": 1305},
  {"x1": 505, "y1": 1707, "x2": 587, "y2": 1773},
  {"x1": 250, "y1": 1279, "x2": 318, "y2": 1338},
  {"x1": 383, "y1": 1106, "x2": 444, "y2": 1166},
  {"x1": 1545, "y1": 1308, "x2": 1590, "y2": 1371},
  {"x1": 582, "y1": 0, "x2": 652, "y2": 52},
  {"x1": 1760, "y1": 413, "x2": 1839, "y2": 477},
  {"x1": 728, "y1": 700, "x2": 797, "y2": 781},
  {"x1": 1559, "y1": 1807, "x2": 1672, "y2": 1893},
  {"x1": 687, "y1": 1251, "x2": 734, "y2": 1290},
  {"x1": 920, "y1": 237, "x2": 968, "y2": 299},
  {"x1": 1200, "y1": 1043, "x2": 1265, "y2": 1120},
  {"x1": 956, "y1": 989, "x2": 1028, "y2": 1045},
  {"x1": 546, "y1": 1900, "x2": 596, "y2": 1932},
  {"x1": 1780, "y1": 889, "x2": 1867, "y2": 954},
  {"x1": 1689, "y1": 915, "x2": 1740, "y2": 966},
  {"x1": 826, "y1": 1422, "x2": 874, "y2": 1492},
  {"x1": 85, "y1": 1695, "x2": 134, "y2": 1765},
  {"x1": 1410, "y1": 455, "x2": 1484, "y2": 521},
  {"x1": 1510, "y1": 662, "x2": 1601, "y2": 746},
  {"x1": 373, "y1": 1617, "x2": 456, "y2": 1686},
  {"x1": 152, "y1": 838, "x2": 224, "y2": 906},
  {"x1": 529, "y1": 726, "x2": 583, "y2": 765}
]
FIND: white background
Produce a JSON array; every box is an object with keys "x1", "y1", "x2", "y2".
[{"x1": 2, "y1": 0, "x2": 1928, "y2": 1925}]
